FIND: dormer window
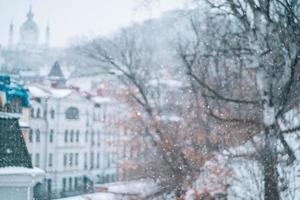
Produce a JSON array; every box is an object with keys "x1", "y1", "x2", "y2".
[
  {"x1": 65, "y1": 107, "x2": 79, "y2": 120},
  {"x1": 11, "y1": 97, "x2": 22, "y2": 113}
]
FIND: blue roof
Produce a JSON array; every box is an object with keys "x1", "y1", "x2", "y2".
[{"x1": 0, "y1": 75, "x2": 29, "y2": 107}]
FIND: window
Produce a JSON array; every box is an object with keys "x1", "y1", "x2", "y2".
[
  {"x1": 49, "y1": 129, "x2": 54, "y2": 143},
  {"x1": 85, "y1": 131, "x2": 88, "y2": 143},
  {"x1": 29, "y1": 129, "x2": 33, "y2": 142},
  {"x1": 31, "y1": 108, "x2": 34, "y2": 118},
  {"x1": 103, "y1": 111, "x2": 106, "y2": 122},
  {"x1": 44, "y1": 109, "x2": 47, "y2": 118},
  {"x1": 48, "y1": 153, "x2": 53, "y2": 167},
  {"x1": 65, "y1": 107, "x2": 79, "y2": 119},
  {"x1": 84, "y1": 153, "x2": 87, "y2": 169},
  {"x1": 107, "y1": 153, "x2": 110, "y2": 168},
  {"x1": 35, "y1": 153, "x2": 40, "y2": 167},
  {"x1": 90, "y1": 152, "x2": 94, "y2": 169},
  {"x1": 50, "y1": 109, "x2": 55, "y2": 119},
  {"x1": 75, "y1": 177, "x2": 78, "y2": 189},
  {"x1": 47, "y1": 179, "x2": 52, "y2": 194},
  {"x1": 69, "y1": 177, "x2": 72, "y2": 191},
  {"x1": 70, "y1": 130, "x2": 74, "y2": 143},
  {"x1": 37, "y1": 108, "x2": 41, "y2": 118},
  {"x1": 76, "y1": 130, "x2": 79, "y2": 142},
  {"x1": 97, "y1": 153, "x2": 100, "y2": 168},
  {"x1": 63, "y1": 153, "x2": 67, "y2": 166},
  {"x1": 91, "y1": 131, "x2": 95, "y2": 146},
  {"x1": 69, "y1": 153, "x2": 73, "y2": 166},
  {"x1": 36, "y1": 129, "x2": 40, "y2": 142},
  {"x1": 97, "y1": 131, "x2": 100, "y2": 146},
  {"x1": 64, "y1": 130, "x2": 68, "y2": 143},
  {"x1": 62, "y1": 178, "x2": 66, "y2": 192},
  {"x1": 11, "y1": 97, "x2": 22, "y2": 113},
  {"x1": 75, "y1": 153, "x2": 79, "y2": 166}
]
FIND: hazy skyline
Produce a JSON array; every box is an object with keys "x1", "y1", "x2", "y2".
[{"x1": 0, "y1": 0, "x2": 185, "y2": 47}]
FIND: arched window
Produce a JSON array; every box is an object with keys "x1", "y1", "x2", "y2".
[{"x1": 65, "y1": 107, "x2": 79, "y2": 119}]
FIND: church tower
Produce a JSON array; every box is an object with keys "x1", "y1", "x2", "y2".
[
  {"x1": 8, "y1": 20, "x2": 14, "y2": 47},
  {"x1": 45, "y1": 23, "x2": 50, "y2": 47},
  {"x1": 19, "y1": 6, "x2": 39, "y2": 48}
]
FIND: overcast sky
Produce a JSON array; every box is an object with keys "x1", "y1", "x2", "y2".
[{"x1": 0, "y1": 0, "x2": 185, "y2": 47}]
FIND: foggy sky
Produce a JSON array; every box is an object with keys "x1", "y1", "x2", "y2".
[{"x1": 0, "y1": 0, "x2": 184, "y2": 47}]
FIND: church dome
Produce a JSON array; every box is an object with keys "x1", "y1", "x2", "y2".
[
  {"x1": 21, "y1": 19, "x2": 38, "y2": 32},
  {"x1": 19, "y1": 7, "x2": 39, "y2": 47}
]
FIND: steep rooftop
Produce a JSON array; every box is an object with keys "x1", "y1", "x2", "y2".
[{"x1": 0, "y1": 114, "x2": 32, "y2": 168}]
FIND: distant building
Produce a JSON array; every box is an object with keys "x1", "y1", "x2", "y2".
[
  {"x1": 25, "y1": 63, "x2": 119, "y2": 198},
  {"x1": 0, "y1": 7, "x2": 59, "y2": 76},
  {"x1": 48, "y1": 61, "x2": 66, "y2": 88},
  {"x1": 9, "y1": 6, "x2": 49, "y2": 49},
  {"x1": 0, "y1": 75, "x2": 30, "y2": 137}
]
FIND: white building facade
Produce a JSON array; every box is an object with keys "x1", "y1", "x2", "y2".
[{"x1": 26, "y1": 83, "x2": 118, "y2": 198}]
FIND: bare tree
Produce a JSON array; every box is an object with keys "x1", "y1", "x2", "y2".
[
  {"x1": 77, "y1": 28, "x2": 230, "y2": 198},
  {"x1": 178, "y1": 1, "x2": 300, "y2": 199}
]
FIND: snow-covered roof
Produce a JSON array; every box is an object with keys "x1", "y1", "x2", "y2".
[
  {"x1": 0, "y1": 116, "x2": 33, "y2": 168},
  {"x1": 19, "y1": 70, "x2": 38, "y2": 77},
  {"x1": 27, "y1": 85, "x2": 74, "y2": 99},
  {"x1": 0, "y1": 167, "x2": 44, "y2": 176},
  {"x1": 19, "y1": 120, "x2": 29, "y2": 128},
  {"x1": 49, "y1": 88, "x2": 73, "y2": 98},
  {"x1": 97, "y1": 179, "x2": 160, "y2": 198},
  {"x1": 27, "y1": 85, "x2": 51, "y2": 98},
  {"x1": 57, "y1": 192, "x2": 118, "y2": 200},
  {"x1": 0, "y1": 111, "x2": 18, "y2": 119},
  {"x1": 91, "y1": 96, "x2": 111, "y2": 104}
]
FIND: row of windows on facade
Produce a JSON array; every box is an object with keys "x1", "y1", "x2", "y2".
[
  {"x1": 63, "y1": 153, "x2": 79, "y2": 167},
  {"x1": 31, "y1": 152, "x2": 102, "y2": 169},
  {"x1": 31, "y1": 107, "x2": 80, "y2": 120},
  {"x1": 83, "y1": 152, "x2": 101, "y2": 169},
  {"x1": 64, "y1": 130, "x2": 80, "y2": 143},
  {"x1": 31, "y1": 108, "x2": 55, "y2": 119},
  {"x1": 61, "y1": 174, "x2": 116, "y2": 193},
  {"x1": 0, "y1": 97, "x2": 23, "y2": 113},
  {"x1": 29, "y1": 129, "x2": 104, "y2": 145},
  {"x1": 62, "y1": 176, "x2": 81, "y2": 192},
  {"x1": 84, "y1": 131, "x2": 101, "y2": 146},
  {"x1": 29, "y1": 129, "x2": 53, "y2": 143},
  {"x1": 63, "y1": 152, "x2": 102, "y2": 169},
  {"x1": 30, "y1": 153, "x2": 53, "y2": 168}
]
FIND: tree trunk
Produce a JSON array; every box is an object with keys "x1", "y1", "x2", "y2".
[
  {"x1": 256, "y1": 67, "x2": 280, "y2": 200},
  {"x1": 262, "y1": 122, "x2": 279, "y2": 200}
]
